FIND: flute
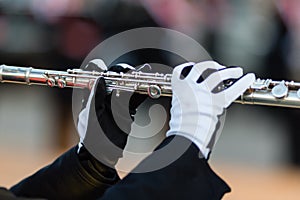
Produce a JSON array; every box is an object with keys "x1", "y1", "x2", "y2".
[{"x1": 0, "y1": 64, "x2": 300, "y2": 108}]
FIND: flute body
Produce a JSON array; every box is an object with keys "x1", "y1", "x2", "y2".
[{"x1": 1, "y1": 64, "x2": 300, "y2": 108}]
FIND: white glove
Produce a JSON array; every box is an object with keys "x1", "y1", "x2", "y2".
[
  {"x1": 77, "y1": 59, "x2": 135, "y2": 142},
  {"x1": 76, "y1": 59, "x2": 147, "y2": 167},
  {"x1": 166, "y1": 61, "x2": 255, "y2": 158},
  {"x1": 77, "y1": 59, "x2": 108, "y2": 142}
]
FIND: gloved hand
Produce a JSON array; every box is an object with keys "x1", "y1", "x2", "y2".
[
  {"x1": 11, "y1": 66, "x2": 146, "y2": 200},
  {"x1": 166, "y1": 61, "x2": 255, "y2": 158},
  {"x1": 77, "y1": 59, "x2": 147, "y2": 167}
]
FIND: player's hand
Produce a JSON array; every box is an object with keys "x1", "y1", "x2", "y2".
[
  {"x1": 166, "y1": 61, "x2": 255, "y2": 158},
  {"x1": 77, "y1": 59, "x2": 147, "y2": 167}
]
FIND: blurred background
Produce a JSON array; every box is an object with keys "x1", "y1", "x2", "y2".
[{"x1": 0, "y1": 0, "x2": 300, "y2": 199}]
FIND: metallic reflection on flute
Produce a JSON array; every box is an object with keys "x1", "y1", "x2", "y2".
[{"x1": 1, "y1": 64, "x2": 300, "y2": 108}]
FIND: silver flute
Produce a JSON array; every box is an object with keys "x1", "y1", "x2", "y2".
[{"x1": 1, "y1": 64, "x2": 300, "y2": 108}]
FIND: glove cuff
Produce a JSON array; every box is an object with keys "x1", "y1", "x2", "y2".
[
  {"x1": 166, "y1": 131, "x2": 210, "y2": 159},
  {"x1": 77, "y1": 143, "x2": 120, "y2": 180}
]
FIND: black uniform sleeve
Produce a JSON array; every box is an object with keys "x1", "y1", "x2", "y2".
[
  {"x1": 10, "y1": 146, "x2": 119, "y2": 200},
  {"x1": 99, "y1": 136, "x2": 231, "y2": 200},
  {"x1": 0, "y1": 187, "x2": 45, "y2": 200},
  {"x1": 10, "y1": 137, "x2": 230, "y2": 200}
]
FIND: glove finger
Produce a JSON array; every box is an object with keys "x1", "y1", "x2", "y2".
[
  {"x1": 172, "y1": 62, "x2": 195, "y2": 81},
  {"x1": 84, "y1": 59, "x2": 108, "y2": 71},
  {"x1": 94, "y1": 77, "x2": 108, "y2": 115},
  {"x1": 81, "y1": 59, "x2": 108, "y2": 108},
  {"x1": 205, "y1": 67, "x2": 243, "y2": 91},
  {"x1": 222, "y1": 73, "x2": 256, "y2": 108},
  {"x1": 77, "y1": 78, "x2": 104, "y2": 140},
  {"x1": 109, "y1": 63, "x2": 146, "y2": 116},
  {"x1": 108, "y1": 63, "x2": 135, "y2": 73},
  {"x1": 187, "y1": 61, "x2": 225, "y2": 82}
]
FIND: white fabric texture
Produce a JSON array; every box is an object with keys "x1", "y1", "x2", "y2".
[{"x1": 166, "y1": 61, "x2": 255, "y2": 158}]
